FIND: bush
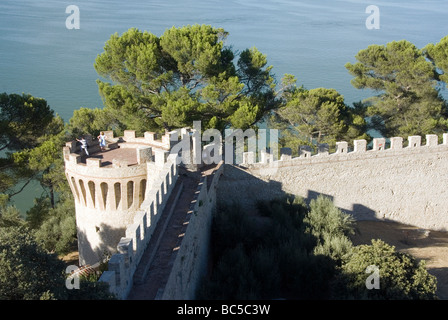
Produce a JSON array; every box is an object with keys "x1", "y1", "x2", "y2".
[
  {"x1": 305, "y1": 195, "x2": 355, "y2": 241},
  {"x1": 210, "y1": 203, "x2": 258, "y2": 261},
  {"x1": 333, "y1": 239, "x2": 438, "y2": 300},
  {"x1": 202, "y1": 195, "x2": 339, "y2": 299},
  {"x1": 305, "y1": 196, "x2": 355, "y2": 262}
]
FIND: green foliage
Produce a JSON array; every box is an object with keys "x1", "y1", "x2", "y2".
[
  {"x1": 0, "y1": 92, "x2": 77, "y2": 256},
  {"x1": 94, "y1": 25, "x2": 277, "y2": 133},
  {"x1": 10, "y1": 131, "x2": 62, "y2": 212},
  {"x1": 200, "y1": 195, "x2": 349, "y2": 299},
  {"x1": 2, "y1": 29, "x2": 445, "y2": 301},
  {"x1": 0, "y1": 204, "x2": 26, "y2": 228},
  {"x1": 66, "y1": 280, "x2": 116, "y2": 300},
  {"x1": 1, "y1": 95, "x2": 66, "y2": 200},
  {"x1": 10, "y1": 116, "x2": 78, "y2": 256},
  {"x1": 305, "y1": 196, "x2": 355, "y2": 261},
  {"x1": 66, "y1": 107, "x2": 118, "y2": 139},
  {"x1": 0, "y1": 226, "x2": 66, "y2": 300},
  {"x1": 25, "y1": 196, "x2": 51, "y2": 229},
  {"x1": 0, "y1": 225, "x2": 114, "y2": 300},
  {"x1": 333, "y1": 239, "x2": 437, "y2": 300},
  {"x1": 346, "y1": 40, "x2": 448, "y2": 138},
  {"x1": 210, "y1": 203, "x2": 259, "y2": 258},
  {"x1": 0, "y1": 92, "x2": 55, "y2": 153},
  {"x1": 34, "y1": 194, "x2": 76, "y2": 255},
  {"x1": 425, "y1": 35, "x2": 448, "y2": 86},
  {"x1": 201, "y1": 195, "x2": 437, "y2": 300},
  {"x1": 273, "y1": 78, "x2": 371, "y2": 150}
]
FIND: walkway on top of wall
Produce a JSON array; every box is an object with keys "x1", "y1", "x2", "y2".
[{"x1": 127, "y1": 163, "x2": 218, "y2": 300}]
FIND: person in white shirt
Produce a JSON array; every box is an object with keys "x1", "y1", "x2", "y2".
[{"x1": 76, "y1": 137, "x2": 89, "y2": 156}]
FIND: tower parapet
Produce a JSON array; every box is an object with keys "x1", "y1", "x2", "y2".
[{"x1": 63, "y1": 130, "x2": 176, "y2": 266}]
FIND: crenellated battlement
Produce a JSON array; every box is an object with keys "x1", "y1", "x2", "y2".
[
  {"x1": 63, "y1": 130, "x2": 177, "y2": 211},
  {"x1": 63, "y1": 130, "x2": 176, "y2": 167},
  {"x1": 243, "y1": 133, "x2": 448, "y2": 169}
]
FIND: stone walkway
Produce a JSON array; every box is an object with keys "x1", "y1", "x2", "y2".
[{"x1": 127, "y1": 164, "x2": 217, "y2": 300}]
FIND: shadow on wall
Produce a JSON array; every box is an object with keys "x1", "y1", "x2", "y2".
[
  {"x1": 217, "y1": 164, "x2": 379, "y2": 222},
  {"x1": 306, "y1": 190, "x2": 378, "y2": 221},
  {"x1": 77, "y1": 223, "x2": 126, "y2": 266},
  {"x1": 216, "y1": 165, "x2": 284, "y2": 213},
  {"x1": 306, "y1": 190, "x2": 333, "y2": 204}
]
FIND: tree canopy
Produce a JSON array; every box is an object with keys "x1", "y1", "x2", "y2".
[
  {"x1": 200, "y1": 196, "x2": 438, "y2": 300},
  {"x1": 345, "y1": 40, "x2": 448, "y2": 138},
  {"x1": 425, "y1": 35, "x2": 448, "y2": 87},
  {"x1": 0, "y1": 93, "x2": 55, "y2": 153},
  {"x1": 0, "y1": 93, "x2": 78, "y2": 256},
  {"x1": 271, "y1": 75, "x2": 370, "y2": 151},
  {"x1": 0, "y1": 93, "x2": 61, "y2": 195},
  {"x1": 94, "y1": 24, "x2": 276, "y2": 134},
  {"x1": 0, "y1": 225, "x2": 67, "y2": 300}
]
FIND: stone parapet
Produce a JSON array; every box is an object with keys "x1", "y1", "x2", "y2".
[{"x1": 243, "y1": 134, "x2": 448, "y2": 168}]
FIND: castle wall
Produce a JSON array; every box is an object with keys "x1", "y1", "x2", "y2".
[{"x1": 218, "y1": 135, "x2": 448, "y2": 231}]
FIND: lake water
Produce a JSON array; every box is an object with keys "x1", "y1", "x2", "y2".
[{"x1": 1, "y1": 0, "x2": 447, "y2": 212}]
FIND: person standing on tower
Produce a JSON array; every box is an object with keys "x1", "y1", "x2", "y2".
[
  {"x1": 76, "y1": 136, "x2": 89, "y2": 156},
  {"x1": 97, "y1": 132, "x2": 107, "y2": 152}
]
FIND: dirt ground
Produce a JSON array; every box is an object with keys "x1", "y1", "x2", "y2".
[
  {"x1": 61, "y1": 251, "x2": 79, "y2": 266},
  {"x1": 351, "y1": 220, "x2": 448, "y2": 300}
]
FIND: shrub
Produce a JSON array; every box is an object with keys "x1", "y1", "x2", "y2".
[
  {"x1": 333, "y1": 239, "x2": 438, "y2": 300},
  {"x1": 305, "y1": 195, "x2": 355, "y2": 262},
  {"x1": 306, "y1": 195, "x2": 355, "y2": 241},
  {"x1": 210, "y1": 203, "x2": 258, "y2": 259},
  {"x1": 201, "y1": 244, "x2": 258, "y2": 299}
]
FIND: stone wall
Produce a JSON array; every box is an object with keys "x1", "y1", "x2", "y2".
[{"x1": 218, "y1": 134, "x2": 448, "y2": 231}]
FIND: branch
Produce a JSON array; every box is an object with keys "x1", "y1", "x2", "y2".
[
  {"x1": 7, "y1": 173, "x2": 38, "y2": 198},
  {"x1": 0, "y1": 140, "x2": 13, "y2": 152}
]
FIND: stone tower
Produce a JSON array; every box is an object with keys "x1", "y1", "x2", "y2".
[{"x1": 63, "y1": 130, "x2": 175, "y2": 266}]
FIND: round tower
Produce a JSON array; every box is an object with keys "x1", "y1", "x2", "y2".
[{"x1": 63, "y1": 130, "x2": 174, "y2": 266}]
